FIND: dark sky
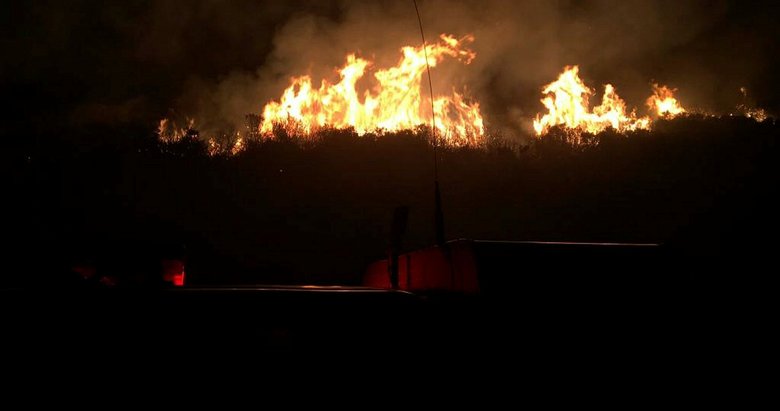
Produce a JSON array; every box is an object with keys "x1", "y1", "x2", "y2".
[{"x1": 3, "y1": 0, "x2": 779, "y2": 138}]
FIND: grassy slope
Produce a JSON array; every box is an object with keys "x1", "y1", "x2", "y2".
[{"x1": 5, "y1": 116, "x2": 779, "y2": 286}]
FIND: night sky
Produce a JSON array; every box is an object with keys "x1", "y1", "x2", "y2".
[{"x1": 3, "y1": 0, "x2": 780, "y2": 138}]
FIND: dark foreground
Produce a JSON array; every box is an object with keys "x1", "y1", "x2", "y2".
[{"x1": 2, "y1": 279, "x2": 770, "y2": 396}]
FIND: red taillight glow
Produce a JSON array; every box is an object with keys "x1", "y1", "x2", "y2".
[
  {"x1": 162, "y1": 259, "x2": 186, "y2": 287},
  {"x1": 172, "y1": 271, "x2": 185, "y2": 287}
]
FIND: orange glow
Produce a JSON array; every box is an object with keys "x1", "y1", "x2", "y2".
[
  {"x1": 158, "y1": 118, "x2": 196, "y2": 143},
  {"x1": 533, "y1": 66, "x2": 651, "y2": 136},
  {"x1": 647, "y1": 84, "x2": 685, "y2": 117},
  {"x1": 737, "y1": 87, "x2": 768, "y2": 121},
  {"x1": 206, "y1": 132, "x2": 245, "y2": 156},
  {"x1": 743, "y1": 108, "x2": 767, "y2": 122},
  {"x1": 231, "y1": 136, "x2": 245, "y2": 155},
  {"x1": 533, "y1": 66, "x2": 692, "y2": 139},
  {"x1": 259, "y1": 34, "x2": 484, "y2": 146}
]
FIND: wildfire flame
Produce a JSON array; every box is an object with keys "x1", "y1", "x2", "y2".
[
  {"x1": 533, "y1": 66, "x2": 686, "y2": 137},
  {"x1": 737, "y1": 87, "x2": 768, "y2": 121},
  {"x1": 259, "y1": 34, "x2": 484, "y2": 146},
  {"x1": 158, "y1": 117, "x2": 196, "y2": 143},
  {"x1": 159, "y1": 55, "x2": 774, "y2": 153},
  {"x1": 647, "y1": 84, "x2": 686, "y2": 117},
  {"x1": 206, "y1": 133, "x2": 244, "y2": 156}
]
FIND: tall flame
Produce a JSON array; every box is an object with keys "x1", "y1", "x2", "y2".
[
  {"x1": 533, "y1": 66, "x2": 652, "y2": 136},
  {"x1": 260, "y1": 34, "x2": 484, "y2": 146},
  {"x1": 647, "y1": 84, "x2": 685, "y2": 117}
]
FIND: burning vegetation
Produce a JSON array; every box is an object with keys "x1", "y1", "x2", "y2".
[
  {"x1": 532, "y1": 66, "x2": 687, "y2": 138},
  {"x1": 647, "y1": 83, "x2": 686, "y2": 118},
  {"x1": 260, "y1": 34, "x2": 484, "y2": 147},
  {"x1": 158, "y1": 34, "x2": 771, "y2": 153}
]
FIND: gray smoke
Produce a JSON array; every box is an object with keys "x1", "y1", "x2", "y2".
[
  {"x1": 179, "y1": 0, "x2": 767, "y2": 141},
  {"x1": 6, "y1": 1, "x2": 775, "y2": 139}
]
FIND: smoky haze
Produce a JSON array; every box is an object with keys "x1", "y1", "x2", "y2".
[{"x1": 3, "y1": 0, "x2": 778, "y2": 138}]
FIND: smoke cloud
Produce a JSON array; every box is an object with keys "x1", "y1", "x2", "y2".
[{"x1": 4, "y1": 0, "x2": 778, "y2": 138}]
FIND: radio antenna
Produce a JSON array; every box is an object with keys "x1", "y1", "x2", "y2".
[{"x1": 413, "y1": 0, "x2": 445, "y2": 246}]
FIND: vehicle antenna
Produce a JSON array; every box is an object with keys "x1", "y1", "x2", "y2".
[{"x1": 412, "y1": 0, "x2": 445, "y2": 246}]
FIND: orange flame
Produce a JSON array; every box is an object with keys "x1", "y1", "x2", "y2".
[
  {"x1": 158, "y1": 117, "x2": 196, "y2": 143},
  {"x1": 737, "y1": 87, "x2": 767, "y2": 121},
  {"x1": 533, "y1": 66, "x2": 651, "y2": 136},
  {"x1": 259, "y1": 34, "x2": 484, "y2": 146},
  {"x1": 205, "y1": 132, "x2": 246, "y2": 156},
  {"x1": 647, "y1": 84, "x2": 685, "y2": 117}
]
